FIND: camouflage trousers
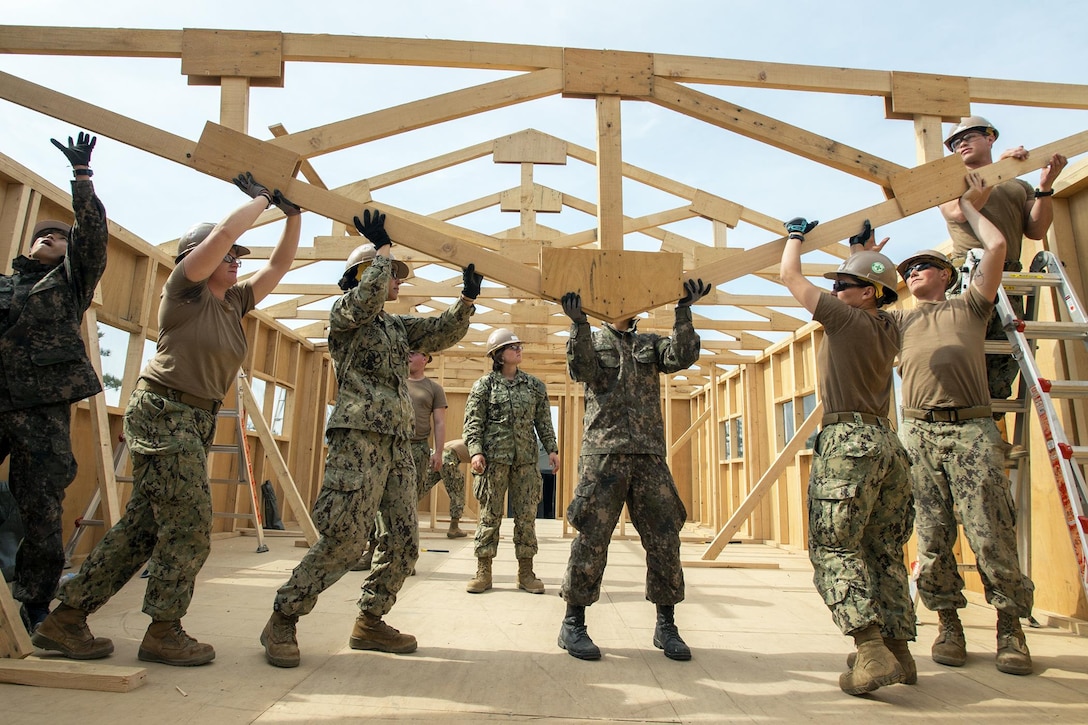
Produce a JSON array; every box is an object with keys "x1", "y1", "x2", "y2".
[
  {"x1": 275, "y1": 428, "x2": 418, "y2": 619},
  {"x1": 901, "y1": 418, "x2": 1034, "y2": 616},
  {"x1": 412, "y1": 442, "x2": 466, "y2": 519},
  {"x1": 808, "y1": 422, "x2": 916, "y2": 640},
  {"x1": 60, "y1": 389, "x2": 216, "y2": 621},
  {"x1": 472, "y1": 462, "x2": 542, "y2": 560},
  {"x1": 0, "y1": 402, "x2": 76, "y2": 605},
  {"x1": 561, "y1": 453, "x2": 687, "y2": 607},
  {"x1": 985, "y1": 295, "x2": 1025, "y2": 403}
]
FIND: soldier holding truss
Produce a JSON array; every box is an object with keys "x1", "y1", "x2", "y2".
[
  {"x1": 35, "y1": 172, "x2": 301, "y2": 667},
  {"x1": 780, "y1": 217, "x2": 915, "y2": 696}
]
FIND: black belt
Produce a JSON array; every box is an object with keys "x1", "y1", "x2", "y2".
[
  {"x1": 902, "y1": 406, "x2": 991, "y2": 423},
  {"x1": 821, "y1": 412, "x2": 892, "y2": 428},
  {"x1": 137, "y1": 379, "x2": 222, "y2": 415}
]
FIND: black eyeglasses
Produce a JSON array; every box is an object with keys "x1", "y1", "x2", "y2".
[
  {"x1": 831, "y1": 280, "x2": 871, "y2": 293},
  {"x1": 222, "y1": 253, "x2": 241, "y2": 266},
  {"x1": 904, "y1": 261, "x2": 937, "y2": 277}
]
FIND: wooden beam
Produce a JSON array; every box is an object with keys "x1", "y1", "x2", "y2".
[
  {"x1": 0, "y1": 571, "x2": 33, "y2": 658},
  {"x1": 596, "y1": 95, "x2": 624, "y2": 252},
  {"x1": 269, "y1": 69, "x2": 563, "y2": 159},
  {"x1": 886, "y1": 71, "x2": 971, "y2": 121},
  {"x1": 82, "y1": 307, "x2": 122, "y2": 528},
  {"x1": 0, "y1": 658, "x2": 147, "y2": 692},
  {"x1": 650, "y1": 77, "x2": 905, "y2": 187},
  {"x1": 494, "y1": 129, "x2": 568, "y2": 165},
  {"x1": 563, "y1": 49, "x2": 654, "y2": 99},
  {"x1": 181, "y1": 28, "x2": 283, "y2": 87}
]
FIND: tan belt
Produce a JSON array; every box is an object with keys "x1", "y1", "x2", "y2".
[
  {"x1": 822, "y1": 412, "x2": 892, "y2": 429},
  {"x1": 902, "y1": 406, "x2": 991, "y2": 423},
  {"x1": 137, "y1": 379, "x2": 222, "y2": 415}
]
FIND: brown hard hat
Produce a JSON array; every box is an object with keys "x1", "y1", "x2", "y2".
[
  {"x1": 174, "y1": 222, "x2": 251, "y2": 264},
  {"x1": 897, "y1": 249, "x2": 959, "y2": 291},
  {"x1": 823, "y1": 251, "x2": 899, "y2": 305},
  {"x1": 486, "y1": 328, "x2": 521, "y2": 357}
]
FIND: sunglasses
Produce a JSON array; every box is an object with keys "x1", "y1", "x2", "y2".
[
  {"x1": 949, "y1": 131, "x2": 988, "y2": 152},
  {"x1": 222, "y1": 253, "x2": 241, "y2": 266},
  {"x1": 504, "y1": 345, "x2": 523, "y2": 352},
  {"x1": 831, "y1": 280, "x2": 872, "y2": 293},
  {"x1": 904, "y1": 261, "x2": 938, "y2": 277}
]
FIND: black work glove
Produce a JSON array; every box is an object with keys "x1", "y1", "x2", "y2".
[
  {"x1": 677, "y1": 278, "x2": 711, "y2": 307},
  {"x1": 561, "y1": 292, "x2": 587, "y2": 323},
  {"x1": 849, "y1": 219, "x2": 872, "y2": 246},
  {"x1": 51, "y1": 132, "x2": 96, "y2": 167},
  {"x1": 272, "y1": 189, "x2": 302, "y2": 217},
  {"x1": 784, "y1": 217, "x2": 819, "y2": 235},
  {"x1": 233, "y1": 172, "x2": 273, "y2": 204},
  {"x1": 461, "y1": 263, "x2": 483, "y2": 300},
  {"x1": 353, "y1": 209, "x2": 391, "y2": 250}
]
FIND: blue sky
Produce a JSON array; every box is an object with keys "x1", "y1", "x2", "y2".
[{"x1": 2, "y1": 1, "x2": 1086, "y2": 390}]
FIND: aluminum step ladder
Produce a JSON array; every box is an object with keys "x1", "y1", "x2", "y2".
[
  {"x1": 64, "y1": 374, "x2": 269, "y2": 565},
  {"x1": 963, "y1": 248, "x2": 1088, "y2": 604}
]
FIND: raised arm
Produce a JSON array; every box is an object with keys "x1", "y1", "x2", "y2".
[
  {"x1": 961, "y1": 172, "x2": 1007, "y2": 299},
  {"x1": 1024, "y1": 153, "x2": 1067, "y2": 240},
  {"x1": 183, "y1": 172, "x2": 274, "y2": 283},
  {"x1": 778, "y1": 217, "x2": 821, "y2": 314},
  {"x1": 249, "y1": 191, "x2": 302, "y2": 303}
]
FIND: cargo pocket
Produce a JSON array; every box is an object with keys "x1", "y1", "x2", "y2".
[{"x1": 808, "y1": 475, "x2": 860, "y2": 550}]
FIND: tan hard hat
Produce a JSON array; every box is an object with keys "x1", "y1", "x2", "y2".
[
  {"x1": 445, "y1": 439, "x2": 470, "y2": 463},
  {"x1": 32, "y1": 219, "x2": 72, "y2": 240},
  {"x1": 897, "y1": 249, "x2": 959, "y2": 291},
  {"x1": 944, "y1": 115, "x2": 998, "y2": 152},
  {"x1": 344, "y1": 242, "x2": 410, "y2": 280},
  {"x1": 486, "y1": 328, "x2": 521, "y2": 357},
  {"x1": 174, "y1": 222, "x2": 251, "y2": 264},
  {"x1": 823, "y1": 251, "x2": 899, "y2": 305}
]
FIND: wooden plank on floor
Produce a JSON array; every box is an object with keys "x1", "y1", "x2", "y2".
[
  {"x1": 0, "y1": 658, "x2": 147, "y2": 692},
  {"x1": 682, "y1": 560, "x2": 780, "y2": 569}
]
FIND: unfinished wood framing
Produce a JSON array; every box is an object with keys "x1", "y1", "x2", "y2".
[{"x1": 0, "y1": 26, "x2": 1086, "y2": 622}]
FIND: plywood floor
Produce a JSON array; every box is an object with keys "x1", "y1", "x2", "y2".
[{"x1": 4, "y1": 518, "x2": 1087, "y2": 724}]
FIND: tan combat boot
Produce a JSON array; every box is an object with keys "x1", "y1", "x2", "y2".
[
  {"x1": 840, "y1": 624, "x2": 903, "y2": 696},
  {"x1": 31, "y1": 603, "x2": 114, "y2": 660},
  {"x1": 138, "y1": 620, "x2": 215, "y2": 666},
  {"x1": 932, "y1": 608, "x2": 968, "y2": 666},
  {"x1": 261, "y1": 610, "x2": 300, "y2": 668},
  {"x1": 446, "y1": 517, "x2": 467, "y2": 539},
  {"x1": 349, "y1": 611, "x2": 417, "y2": 654},
  {"x1": 517, "y1": 557, "x2": 545, "y2": 594},
  {"x1": 466, "y1": 557, "x2": 492, "y2": 593},
  {"x1": 995, "y1": 611, "x2": 1033, "y2": 675},
  {"x1": 848, "y1": 637, "x2": 916, "y2": 684}
]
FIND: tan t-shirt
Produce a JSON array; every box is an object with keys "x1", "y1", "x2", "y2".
[
  {"x1": 814, "y1": 294, "x2": 900, "y2": 416},
  {"x1": 141, "y1": 261, "x2": 256, "y2": 401},
  {"x1": 408, "y1": 376, "x2": 447, "y2": 441},
  {"x1": 888, "y1": 285, "x2": 993, "y2": 410},
  {"x1": 949, "y1": 178, "x2": 1032, "y2": 265}
]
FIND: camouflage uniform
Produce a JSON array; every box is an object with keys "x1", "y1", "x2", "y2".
[
  {"x1": 463, "y1": 368, "x2": 557, "y2": 560},
  {"x1": 807, "y1": 294, "x2": 915, "y2": 640},
  {"x1": 890, "y1": 286, "x2": 1034, "y2": 618},
  {"x1": 0, "y1": 179, "x2": 107, "y2": 608},
  {"x1": 901, "y1": 418, "x2": 1034, "y2": 616},
  {"x1": 560, "y1": 309, "x2": 699, "y2": 606},
  {"x1": 275, "y1": 255, "x2": 471, "y2": 619},
  {"x1": 416, "y1": 446, "x2": 467, "y2": 520},
  {"x1": 809, "y1": 423, "x2": 914, "y2": 638}
]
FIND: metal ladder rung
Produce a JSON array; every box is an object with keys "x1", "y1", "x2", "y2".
[
  {"x1": 1002, "y1": 271, "x2": 1063, "y2": 288},
  {"x1": 1046, "y1": 381, "x2": 1088, "y2": 398},
  {"x1": 209, "y1": 477, "x2": 248, "y2": 485},
  {"x1": 1071, "y1": 446, "x2": 1088, "y2": 460},
  {"x1": 992, "y1": 398, "x2": 1030, "y2": 413},
  {"x1": 985, "y1": 340, "x2": 1013, "y2": 355},
  {"x1": 1019, "y1": 321, "x2": 1088, "y2": 340}
]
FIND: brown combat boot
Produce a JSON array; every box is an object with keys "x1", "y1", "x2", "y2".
[
  {"x1": 932, "y1": 608, "x2": 968, "y2": 667},
  {"x1": 839, "y1": 624, "x2": 903, "y2": 696},
  {"x1": 261, "y1": 610, "x2": 300, "y2": 668},
  {"x1": 446, "y1": 517, "x2": 467, "y2": 539},
  {"x1": 848, "y1": 637, "x2": 916, "y2": 684},
  {"x1": 517, "y1": 557, "x2": 545, "y2": 594},
  {"x1": 349, "y1": 611, "x2": 417, "y2": 654},
  {"x1": 31, "y1": 603, "x2": 114, "y2": 660},
  {"x1": 995, "y1": 611, "x2": 1033, "y2": 675},
  {"x1": 138, "y1": 620, "x2": 215, "y2": 666},
  {"x1": 466, "y1": 557, "x2": 492, "y2": 593}
]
